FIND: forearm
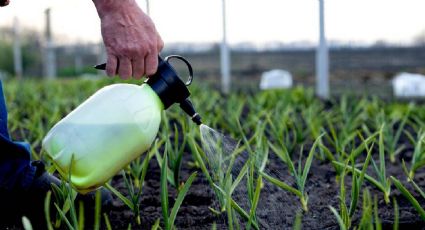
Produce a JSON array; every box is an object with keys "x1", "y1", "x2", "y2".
[{"x1": 92, "y1": 0, "x2": 138, "y2": 18}]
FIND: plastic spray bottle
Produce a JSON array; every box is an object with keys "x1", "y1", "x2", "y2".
[{"x1": 42, "y1": 55, "x2": 202, "y2": 193}]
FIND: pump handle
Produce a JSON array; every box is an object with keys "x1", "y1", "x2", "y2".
[
  {"x1": 164, "y1": 55, "x2": 194, "y2": 86},
  {"x1": 94, "y1": 55, "x2": 194, "y2": 86}
]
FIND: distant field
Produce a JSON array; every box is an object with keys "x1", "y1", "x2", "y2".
[{"x1": 164, "y1": 46, "x2": 425, "y2": 97}]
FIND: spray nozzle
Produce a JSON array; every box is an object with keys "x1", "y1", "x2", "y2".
[
  {"x1": 180, "y1": 98, "x2": 202, "y2": 125},
  {"x1": 95, "y1": 55, "x2": 202, "y2": 125}
]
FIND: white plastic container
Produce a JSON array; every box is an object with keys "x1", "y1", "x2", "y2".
[
  {"x1": 42, "y1": 83, "x2": 163, "y2": 193},
  {"x1": 260, "y1": 69, "x2": 293, "y2": 90},
  {"x1": 392, "y1": 72, "x2": 425, "y2": 98}
]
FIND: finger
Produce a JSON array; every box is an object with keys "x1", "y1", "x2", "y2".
[
  {"x1": 145, "y1": 53, "x2": 158, "y2": 77},
  {"x1": 132, "y1": 58, "x2": 145, "y2": 79},
  {"x1": 117, "y1": 57, "x2": 132, "y2": 80},
  {"x1": 157, "y1": 36, "x2": 164, "y2": 52},
  {"x1": 106, "y1": 55, "x2": 118, "y2": 77}
]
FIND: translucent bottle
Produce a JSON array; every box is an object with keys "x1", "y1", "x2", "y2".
[{"x1": 42, "y1": 56, "x2": 202, "y2": 193}]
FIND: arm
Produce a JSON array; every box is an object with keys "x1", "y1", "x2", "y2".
[{"x1": 93, "y1": 0, "x2": 164, "y2": 79}]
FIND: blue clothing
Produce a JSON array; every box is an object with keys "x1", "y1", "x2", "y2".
[{"x1": 0, "y1": 81, "x2": 36, "y2": 190}]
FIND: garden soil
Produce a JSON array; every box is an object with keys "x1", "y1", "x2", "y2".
[
  {"x1": 2, "y1": 134, "x2": 425, "y2": 229},
  {"x1": 103, "y1": 144, "x2": 425, "y2": 230}
]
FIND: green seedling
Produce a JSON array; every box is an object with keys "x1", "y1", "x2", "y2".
[
  {"x1": 105, "y1": 147, "x2": 154, "y2": 225},
  {"x1": 238, "y1": 121, "x2": 267, "y2": 230},
  {"x1": 376, "y1": 106, "x2": 411, "y2": 163},
  {"x1": 324, "y1": 96, "x2": 368, "y2": 162},
  {"x1": 355, "y1": 189, "x2": 382, "y2": 230},
  {"x1": 160, "y1": 150, "x2": 197, "y2": 230},
  {"x1": 262, "y1": 135, "x2": 323, "y2": 212},
  {"x1": 159, "y1": 113, "x2": 188, "y2": 190},
  {"x1": 129, "y1": 139, "x2": 164, "y2": 189},
  {"x1": 45, "y1": 157, "x2": 103, "y2": 230},
  {"x1": 188, "y1": 137, "x2": 259, "y2": 230},
  {"x1": 319, "y1": 131, "x2": 377, "y2": 176},
  {"x1": 370, "y1": 126, "x2": 391, "y2": 203},
  {"x1": 265, "y1": 109, "x2": 298, "y2": 155},
  {"x1": 357, "y1": 189, "x2": 373, "y2": 229},
  {"x1": 335, "y1": 126, "x2": 391, "y2": 204},
  {"x1": 50, "y1": 179, "x2": 78, "y2": 228},
  {"x1": 373, "y1": 195, "x2": 382, "y2": 230},
  {"x1": 48, "y1": 156, "x2": 80, "y2": 229},
  {"x1": 403, "y1": 129, "x2": 425, "y2": 180},
  {"x1": 329, "y1": 143, "x2": 373, "y2": 229}
]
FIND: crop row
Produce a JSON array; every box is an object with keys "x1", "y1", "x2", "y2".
[{"x1": 4, "y1": 79, "x2": 425, "y2": 229}]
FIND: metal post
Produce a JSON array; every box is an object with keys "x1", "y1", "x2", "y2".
[
  {"x1": 220, "y1": 0, "x2": 231, "y2": 94},
  {"x1": 13, "y1": 17, "x2": 23, "y2": 79},
  {"x1": 74, "y1": 44, "x2": 83, "y2": 76},
  {"x1": 316, "y1": 0, "x2": 329, "y2": 99},
  {"x1": 44, "y1": 8, "x2": 56, "y2": 79}
]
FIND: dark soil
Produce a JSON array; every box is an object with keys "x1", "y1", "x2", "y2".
[
  {"x1": 2, "y1": 132, "x2": 425, "y2": 230},
  {"x1": 103, "y1": 139, "x2": 425, "y2": 230}
]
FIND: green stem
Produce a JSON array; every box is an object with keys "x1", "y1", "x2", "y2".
[{"x1": 301, "y1": 196, "x2": 308, "y2": 212}]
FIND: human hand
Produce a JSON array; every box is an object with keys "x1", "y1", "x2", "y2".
[
  {"x1": 93, "y1": 0, "x2": 164, "y2": 79},
  {"x1": 0, "y1": 0, "x2": 10, "y2": 7}
]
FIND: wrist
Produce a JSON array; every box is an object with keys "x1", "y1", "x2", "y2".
[{"x1": 93, "y1": 0, "x2": 136, "y2": 18}]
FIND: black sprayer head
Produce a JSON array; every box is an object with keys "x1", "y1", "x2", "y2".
[{"x1": 95, "y1": 55, "x2": 202, "y2": 125}]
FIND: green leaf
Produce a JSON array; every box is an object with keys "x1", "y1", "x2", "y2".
[
  {"x1": 160, "y1": 151, "x2": 170, "y2": 230},
  {"x1": 260, "y1": 171, "x2": 302, "y2": 198},
  {"x1": 379, "y1": 125, "x2": 386, "y2": 181},
  {"x1": 169, "y1": 172, "x2": 197, "y2": 228},
  {"x1": 44, "y1": 191, "x2": 54, "y2": 230},
  {"x1": 247, "y1": 176, "x2": 262, "y2": 230},
  {"x1": 391, "y1": 176, "x2": 425, "y2": 220},
  {"x1": 104, "y1": 213, "x2": 112, "y2": 230},
  {"x1": 105, "y1": 182, "x2": 134, "y2": 210},
  {"x1": 54, "y1": 203, "x2": 75, "y2": 230},
  {"x1": 393, "y1": 198, "x2": 399, "y2": 230},
  {"x1": 300, "y1": 134, "x2": 323, "y2": 192},
  {"x1": 230, "y1": 161, "x2": 249, "y2": 194},
  {"x1": 349, "y1": 142, "x2": 373, "y2": 217},
  {"x1": 230, "y1": 198, "x2": 259, "y2": 230},
  {"x1": 333, "y1": 161, "x2": 387, "y2": 196},
  {"x1": 156, "y1": 142, "x2": 176, "y2": 188},
  {"x1": 151, "y1": 219, "x2": 161, "y2": 230},
  {"x1": 410, "y1": 179, "x2": 425, "y2": 200},
  {"x1": 329, "y1": 206, "x2": 347, "y2": 230},
  {"x1": 78, "y1": 201, "x2": 84, "y2": 230},
  {"x1": 94, "y1": 190, "x2": 101, "y2": 230},
  {"x1": 374, "y1": 195, "x2": 382, "y2": 230}
]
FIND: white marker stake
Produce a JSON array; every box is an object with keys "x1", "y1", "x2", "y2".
[
  {"x1": 220, "y1": 0, "x2": 231, "y2": 94},
  {"x1": 44, "y1": 8, "x2": 56, "y2": 79},
  {"x1": 316, "y1": 0, "x2": 329, "y2": 99},
  {"x1": 13, "y1": 17, "x2": 23, "y2": 79}
]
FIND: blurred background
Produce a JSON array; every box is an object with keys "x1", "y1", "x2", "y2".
[{"x1": 0, "y1": 0, "x2": 424, "y2": 97}]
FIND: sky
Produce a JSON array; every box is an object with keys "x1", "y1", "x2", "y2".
[{"x1": 0, "y1": 0, "x2": 424, "y2": 45}]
